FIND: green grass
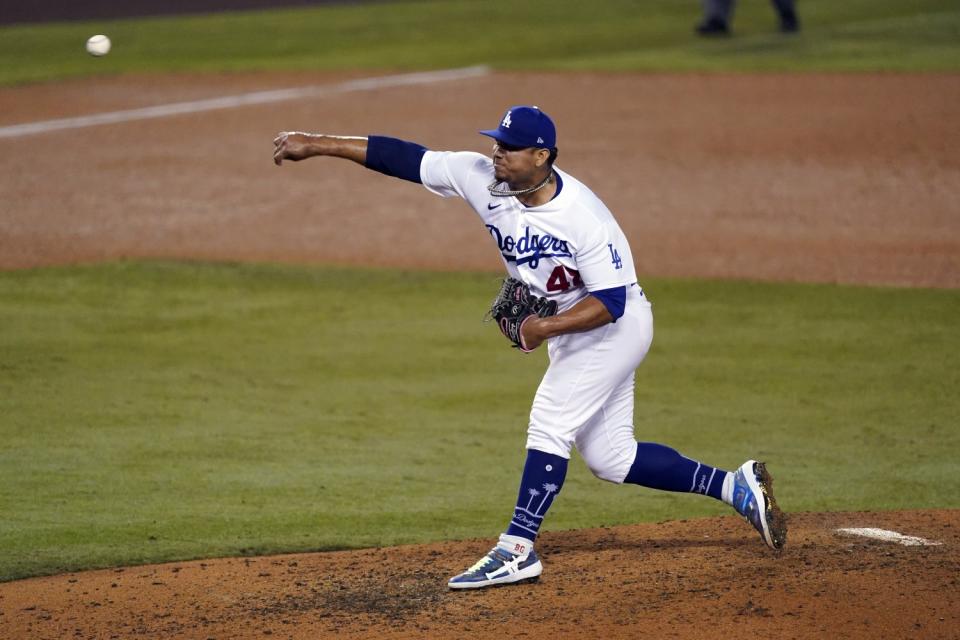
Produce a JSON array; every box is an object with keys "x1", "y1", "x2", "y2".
[
  {"x1": 1, "y1": 262, "x2": 957, "y2": 581},
  {"x1": 0, "y1": 0, "x2": 958, "y2": 85}
]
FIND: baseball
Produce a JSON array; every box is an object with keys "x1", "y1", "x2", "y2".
[{"x1": 85, "y1": 34, "x2": 111, "y2": 57}]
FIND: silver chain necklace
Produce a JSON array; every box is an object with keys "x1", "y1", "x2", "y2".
[{"x1": 487, "y1": 171, "x2": 554, "y2": 198}]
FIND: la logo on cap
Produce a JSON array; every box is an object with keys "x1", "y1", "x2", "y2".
[{"x1": 502, "y1": 111, "x2": 513, "y2": 128}]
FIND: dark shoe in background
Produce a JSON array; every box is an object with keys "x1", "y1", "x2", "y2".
[
  {"x1": 779, "y1": 9, "x2": 800, "y2": 33},
  {"x1": 696, "y1": 17, "x2": 730, "y2": 36}
]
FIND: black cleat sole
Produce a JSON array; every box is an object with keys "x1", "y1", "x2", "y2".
[{"x1": 756, "y1": 461, "x2": 788, "y2": 551}]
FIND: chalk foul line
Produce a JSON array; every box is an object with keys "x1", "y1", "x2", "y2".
[
  {"x1": 0, "y1": 65, "x2": 490, "y2": 139},
  {"x1": 835, "y1": 527, "x2": 943, "y2": 547}
]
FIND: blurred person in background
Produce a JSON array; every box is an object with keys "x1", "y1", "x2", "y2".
[{"x1": 696, "y1": 0, "x2": 800, "y2": 36}]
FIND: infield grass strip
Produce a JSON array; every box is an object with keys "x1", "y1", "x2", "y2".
[
  {"x1": 0, "y1": 0, "x2": 958, "y2": 85},
  {"x1": 1, "y1": 263, "x2": 958, "y2": 581}
]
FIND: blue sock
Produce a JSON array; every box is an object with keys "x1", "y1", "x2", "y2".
[
  {"x1": 505, "y1": 449, "x2": 569, "y2": 542},
  {"x1": 624, "y1": 442, "x2": 727, "y2": 501}
]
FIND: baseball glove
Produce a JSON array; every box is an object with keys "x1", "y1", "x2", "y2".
[{"x1": 486, "y1": 277, "x2": 557, "y2": 352}]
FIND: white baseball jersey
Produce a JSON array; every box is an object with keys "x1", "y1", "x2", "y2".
[
  {"x1": 419, "y1": 151, "x2": 638, "y2": 311},
  {"x1": 420, "y1": 150, "x2": 653, "y2": 483}
]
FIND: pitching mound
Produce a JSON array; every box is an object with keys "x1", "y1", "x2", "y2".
[{"x1": 2, "y1": 509, "x2": 957, "y2": 639}]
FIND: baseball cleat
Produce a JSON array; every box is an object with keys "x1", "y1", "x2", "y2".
[
  {"x1": 732, "y1": 460, "x2": 787, "y2": 551},
  {"x1": 695, "y1": 17, "x2": 730, "y2": 36},
  {"x1": 448, "y1": 546, "x2": 543, "y2": 590}
]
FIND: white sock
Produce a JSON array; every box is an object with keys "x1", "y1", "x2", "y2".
[
  {"x1": 498, "y1": 533, "x2": 534, "y2": 556},
  {"x1": 720, "y1": 472, "x2": 735, "y2": 506}
]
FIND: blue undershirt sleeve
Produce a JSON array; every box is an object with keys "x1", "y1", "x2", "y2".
[
  {"x1": 364, "y1": 135, "x2": 428, "y2": 184},
  {"x1": 589, "y1": 286, "x2": 627, "y2": 322}
]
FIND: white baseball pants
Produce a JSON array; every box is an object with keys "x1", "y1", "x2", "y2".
[{"x1": 526, "y1": 286, "x2": 653, "y2": 483}]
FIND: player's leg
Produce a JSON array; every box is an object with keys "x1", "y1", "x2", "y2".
[
  {"x1": 448, "y1": 298, "x2": 651, "y2": 590},
  {"x1": 575, "y1": 380, "x2": 786, "y2": 550},
  {"x1": 446, "y1": 448, "x2": 566, "y2": 590},
  {"x1": 573, "y1": 304, "x2": 787, "y2": 551},
  {"x1": 770, "y1": 0, "x2": 799, "y2": 32},
  {"x1": 628, "y1": 446, "x2": 786, "y2": 550},
  {"x1": 573, "y1": 371, "x2": 726, "y2": 493},
  {"x1": 697, "y1": 0, "x2": 735, "y2": 35}
]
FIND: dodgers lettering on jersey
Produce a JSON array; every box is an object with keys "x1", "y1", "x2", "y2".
[
  {"x1": 419, "y1": 151, "x2": 638, "y2": 312},
  {"x1": 486, "y1": 224, "x2": 572, "y2": 269}
]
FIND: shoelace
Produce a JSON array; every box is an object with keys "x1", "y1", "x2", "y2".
[{"x1": 465, "y1": 548, "x2": 502, "y2": 574}]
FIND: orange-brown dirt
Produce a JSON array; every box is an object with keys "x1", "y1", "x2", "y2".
[
  {"x1": 2, "y1": 512, "x2": 958, "y2": 640},
  {"x1": 0, "y1": 71, "x2": 958, "y2": 639},
  {"x1": 1, "y1": 72, "x2": 958, "y2": 286}
]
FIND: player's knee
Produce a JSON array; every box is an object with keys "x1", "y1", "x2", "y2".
[
  {"x1": 525, "y1": 427, "x2": 572, "y2": 460},
  {"x1": 577, "y1": 436, "x2": 637, "y2": 484},
  {"x1": 587, "y1": 463, "x2": 623, "y2": 484},
  {"x1": 581, "y1": 444, "x2": 635, "y2": 484}
]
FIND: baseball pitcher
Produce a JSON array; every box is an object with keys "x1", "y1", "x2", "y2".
[{"x1": 273, "y1": 105, "x2": 787, "y2": 590}]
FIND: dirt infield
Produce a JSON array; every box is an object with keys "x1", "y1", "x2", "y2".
[
  {"x1": 0, "y1": 70, "x2": 958, "y2": 638},
  {"x1": 1, "y1": 71, "x2": 958, "y2": 286},
  {"x1": 2, "y1": 511, "x2": 958, "y2": 639}
]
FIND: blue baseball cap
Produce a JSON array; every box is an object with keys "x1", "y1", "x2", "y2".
[{"x1": 479, "y1": 105, "x2": 556, "y2": 149}]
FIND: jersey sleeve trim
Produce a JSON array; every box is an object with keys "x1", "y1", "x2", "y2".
[
  {"x1": 365, "y1": 135, "x2": 427, "y2": 184},
  {"x1": 589, "y1": 286, "x2": 626, "y2": 322}
]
